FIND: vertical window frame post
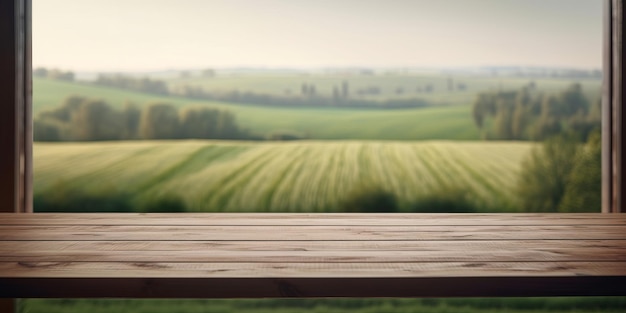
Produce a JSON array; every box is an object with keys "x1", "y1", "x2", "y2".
[
  {"x1": 0, "y1": 0, "x2": 31, "y2": 215},
  {"x1": 604, "y1": 0, "x2": 625, "y2": 213},
  {"x1": 0, "y1": 0, "x2": 30, "y2": 309}
]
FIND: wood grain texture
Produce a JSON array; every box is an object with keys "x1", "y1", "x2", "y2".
[
  {"x1": 610, "y1": 0, "x2": 626, "y2": 213},
  {"x1": 0, "y1": 213, "x2": 625, "y2": 297},
  {"x1": 2, "y1": 225, "x2": 625, "y2": 241},
  {"x1": 3, "y1": 261, "x2": 626, "y2": 278},
  {"x1": 1, "y1": 213, "x2": 624, "y2": 225}
]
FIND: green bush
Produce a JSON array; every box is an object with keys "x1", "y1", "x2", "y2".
[
  {"x1": 267, "y1": 130, "x2": 305, "y2": 141},
  {"x1": 409, "y1": 187, "x2": 478, "y2": 213},
  {"x1": 340, "y1": 184, "x2": 398, "y2": 213},
  {"x1": 34, "y1": 192, "x2": 133, "y2": 213},
  {"x1": 138, "y1": 194, "x2": 187, "y2": 213}
]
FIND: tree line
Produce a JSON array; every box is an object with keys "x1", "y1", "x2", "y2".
[
  {"x1": 95, "y1": 74, "x2": 169, "y2": 95},
  {"x1": 91, "y1": 74, "x2": 432, "y2": 109},
  {"x1": 33, "y1": 96, "x2": 256, "y2": 141},
  {"x1": 33, "y1": 67, "x2": 75, "y2": 81},
  {"x1": 472, "y1": 82, "x2": 603, "y2": 212},
  {"x1": 172, "y1": 83, "x2": 431, "y2": 109},
  {"x1": 517, "y1": 130, "x2": 601, "y2": 213},
  {"x1": 472, "y1": 83, "x2": 600, "y2": 141}
]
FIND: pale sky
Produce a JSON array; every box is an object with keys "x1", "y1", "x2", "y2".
[{"x1": 33, "y1": 0, "x2": 603, "y2": 72}]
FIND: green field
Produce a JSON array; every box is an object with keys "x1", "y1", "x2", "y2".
[
  {"x1": 34, "y1": 78, "x2": 481, "y2": 140},
  {"x1": 34, "y1": 140, "x2": 531, "y2": 213},
  {"x1": 34, "y1": 73, "x2": 602, "y2": 141},
  {"x1": 22, "y1": 297, "x2": 626, "y2": 313}
]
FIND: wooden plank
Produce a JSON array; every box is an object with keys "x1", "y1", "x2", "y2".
[
  {"x1": 2, "y1": 263, "x2": 626, "y2": 298},
  {"x1": 3, "y1": 275, "x2": 625, "y2": 298},
  {"x1": 1, "y1": 214, "x2": 624, "y2": 297},
  {"x1": 2, "y1": 247, "x2": 625, "y2": 263},
  {"x1": 2, "y1": 239, "x2": 623, "y2": 252},
  {"x1": 2, "y1": 225, "x2": 624, "y2": 241},
  {"x1": 2, "y1": 240, "x2": 625, "y2": 263},
  {"x1": 2, "y1": 261, "x2": 626, "y2": 278},
  {"x1": 2, "y1": 213, "x2": 624, "y2": 226}
]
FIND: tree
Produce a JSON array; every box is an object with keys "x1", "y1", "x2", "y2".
[
  {"x1": 40, "y1": 95, "x2": 87, "y2": 122},
  {"x1": 33, "y1": 67, "x2": 48, "y2": 78},
  {"x1": 341, "y1": 81, "x2": 349, "y2": 98},
  {"x1": 33, "y1": 118, "x2": 63, "y2": 141},
  {"x1": 202, "y1": 68, "x2": 216, "y2": 77},
  {"x1": 558, "y1": 83, "x2": 589, "y2": 117},
  {"x1": 332, "y1": 86, "x2": 341, "y2": 103},
  {"x1": 341, "y1": 184, "x2": 397, "y2": 213},
  {"x1": 515, "y1": 86, "x2": 531, "y2": 109},
  {"x1": 215, "y1": 110, "x2": 240, "y2": 139},
  {"x1": 179, "y1": 107, "x2": 219, "y2": 139},
  {"x1": 588, "y1": 96, "x2": 602, "y2": 122},
  {"x1": 559, "y1": 131, "x2": 601, "y2": 212},
  {"x1": 71, "y1": 100, "x2": 121, "y2": 141},
  {"x1": 48, "y1": 69, "x2": 75, "y2": 81},
  {"x1": 139, "y1": 103, "x2": 180, "y2": 139},
  {"x1": 511, "y1": 105, "x2": 527, "y2": 139},
  {"x1": 517, "y1": 135, "x2": 579, "y2": 212},
  {"x1": 493, "y1": 97, "x2": 515, "y2": 139},
  {"x1": 308, "y1": 84, "x2": 317, "y2": 97},
  {"x1": 531, "y1": 116, "x2": 562, "y2": 140},
  {"x1": 121, "y1": 102, "x2": 141, "y2": 139},
  {"x1": 528, "y1": 92, "x2": 543, "y2": 115},
  {"x1": 472, "y1": 95, "x2": 486, "y2": 128}
]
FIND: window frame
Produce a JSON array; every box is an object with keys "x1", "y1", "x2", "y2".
[
  {"x1": 0, "y1": 1, "x2": 623, "y2": 308},
  {"x1": 1, "y1": 0, "x2": 622, "y2": 214},
  {"x1": 605, "y1": 0, "x2": 625, "y2": 213},
  {"x1": 1, "y1": 0, "x2": 30, "y2": 215}
]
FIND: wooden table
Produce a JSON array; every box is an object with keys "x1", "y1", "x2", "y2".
[{"x1": 1, "y1": 213, "x2": 625, "y2": 298}]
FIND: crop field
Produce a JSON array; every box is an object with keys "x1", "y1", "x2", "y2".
[{"x1": 34, "y1": 140, "x2": 532, "y2": 213}]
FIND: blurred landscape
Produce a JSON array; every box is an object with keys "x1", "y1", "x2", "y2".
[
  {"x1": 32, "y1": 68, "x2": 602, "y2": 214},
  {"x1": 27, "y1": 0, "x2": 620, "y2": 312},
  {"x1": 28, "y1": 65, "x2": 611, "y2": 313}
]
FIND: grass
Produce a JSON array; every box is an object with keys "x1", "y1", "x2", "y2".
[
  {"x1": 34, "y1": 140, "x2": 531, "y2": 213},
  {"x1": 21, "y1": 298, "x2": 626, "y2": 313}
]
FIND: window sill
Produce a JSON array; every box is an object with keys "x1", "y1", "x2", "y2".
[{"x1": 1, "y1": 213, "x2": 625, "y2": 298}]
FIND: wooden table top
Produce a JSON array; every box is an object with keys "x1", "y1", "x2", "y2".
[{"x1": 1, "y1": 213, "x2": 625, "y2": 298}]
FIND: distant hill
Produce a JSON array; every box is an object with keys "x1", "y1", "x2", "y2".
[{"x1": 34, "y1": 78, "x2": 481, "y2": 140}]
